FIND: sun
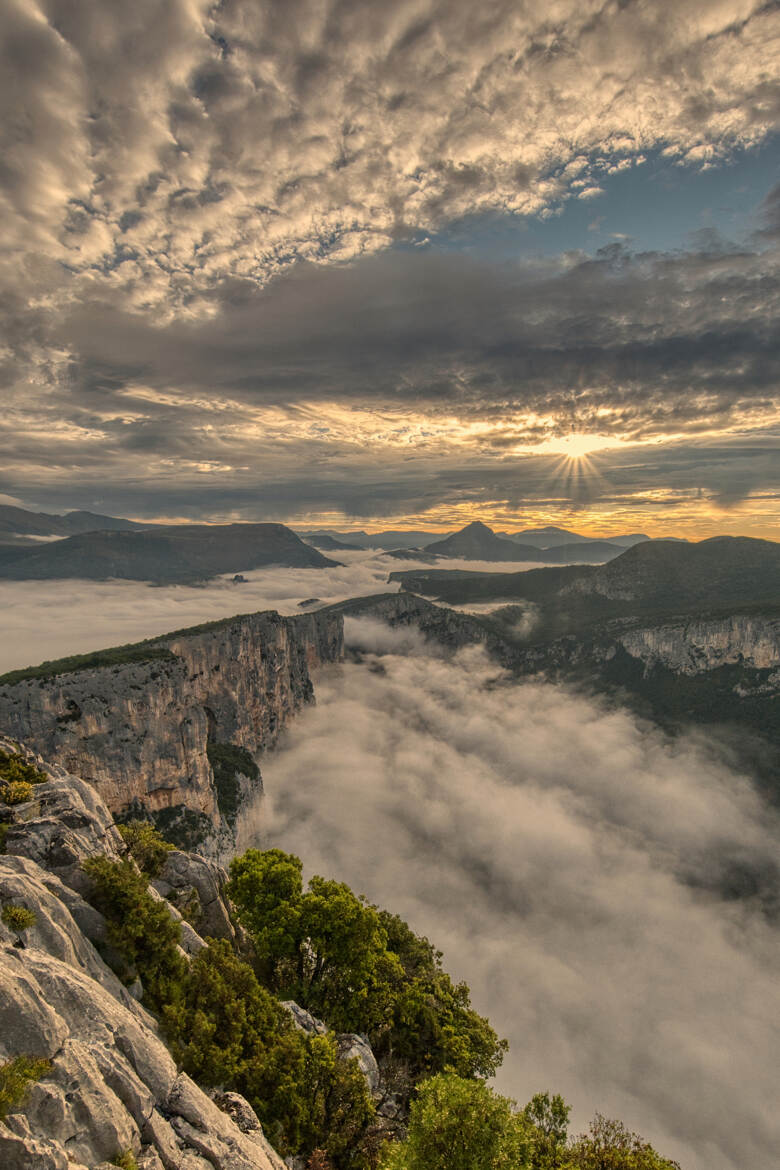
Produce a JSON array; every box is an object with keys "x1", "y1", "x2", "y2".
[{"x1": 541, "y1": 433, "x2": 623, "y2": 459}]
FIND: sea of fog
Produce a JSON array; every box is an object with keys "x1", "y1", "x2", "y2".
[
  {"x1": 241, "y1": 621, "x2": 780, "y2": 1170},
  {"x1": 4, "y1": 560, "x2": 779, "y2": 1170},
  {"x1": 0, "y1": 549, "x2": 550, "y2": 674}
]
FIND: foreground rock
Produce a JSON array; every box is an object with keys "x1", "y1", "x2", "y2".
[
  {"x1": 0, "y1": 739, "x2": 288, "y2": 1168},
  {"x1": 0, "y1": 855, "x2": 286, "y2": 1169}
]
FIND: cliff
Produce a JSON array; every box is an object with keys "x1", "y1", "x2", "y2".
[
  {"x1": 0, "y1": 610, "x2": 343, "y2": 848},
  {"x1": 336, "y1": 593, "x2": 780, "y2": 794},
  {"x1": 618, "y1": 613, "x2": 780, "y2": 676}
]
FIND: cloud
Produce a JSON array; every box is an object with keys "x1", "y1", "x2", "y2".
[
  {"x1": 3, "y1": 0, "x2": 776, "y2": 310},
  {"x1": 1, "y1": 238, "x2": 778, "y2": 529},
  {"x1": 2, "y1": 0, "x2": 778, "y2": 529},
  {"x1": 239, "y1": 637, "x2": 780, "y2": 1170}
]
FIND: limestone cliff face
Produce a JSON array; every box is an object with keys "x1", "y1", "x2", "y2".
[
  {"x1": 618, "y1": 614, "x2": 780, "y2": 676},
  {"x1": 0, "y1": 610, "x2": 343, "y2": 833}
]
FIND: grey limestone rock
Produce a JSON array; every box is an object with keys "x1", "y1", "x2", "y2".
[
  {"x1": 280, "y1": 1000, "x2": 329, "y2": 1036},
  {"x1": 281, "y1": 1001, "x2": 383, "y2": 1098},
  {"x1": 0, "y1": 848, "x2": 286, "y2": 1168},
  {"x1": 154, "y1": 849, "x2": 237, "y2": 943},
  {"x1": 336, "y1": 1033, "x2": 381, "y2": 1097}
]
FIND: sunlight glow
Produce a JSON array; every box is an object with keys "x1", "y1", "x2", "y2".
[{"x1": 531, "y1": 433, "x2": 625, "y2": 459}]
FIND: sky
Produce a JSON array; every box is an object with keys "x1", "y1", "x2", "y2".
[{"x1": 1, "y1": 0, "x2": 779, "y2": 537}]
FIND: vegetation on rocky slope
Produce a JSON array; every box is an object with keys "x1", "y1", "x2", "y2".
[
  {"x1": 0, "y1": 1056, "x2": 52, "y2": 1122},
  {"x1": 77, "y1": 839, "x2": 681, "y2": 1169}
]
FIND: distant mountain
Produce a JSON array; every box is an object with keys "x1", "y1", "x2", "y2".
[
  {"x1": 0, "y1": 505, "x2": 151, "y2": 540},
  {"x1": 387, "y1": 521, "x2": 626, "y2": 564},
  {"x1": 301, "y1": 532, "x2": 363, "y2": 551},
  {"x1": 502, "y1": 526, "x2": 651, "y2": 549},
  {"x1": 402, "y1": 521, "x2": 539, "y2": 561},
  {"x1": 300, "y1": 529, "x2": 448, "y2": 550},
  {"x1": 0, "y1": 523, "x2": 339, "y2": 583},
  {"x1": 536, "y1": 540, "x2": 625, "y2": 564},
  {"x1": 392, "y1": 536, "x2": 780, "y2": 619},
  {"x1": 573, "y1": 536, "x2": 780, "y2": 607}
]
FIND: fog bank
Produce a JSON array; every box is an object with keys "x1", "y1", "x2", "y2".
[
  {"x1": 0, "y1": 551, "x2": 551, "y2": 673},
  {"x1": 243, "y1": 629, "x2": 780, "y2": 1170}
]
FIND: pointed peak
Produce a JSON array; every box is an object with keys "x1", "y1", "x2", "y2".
[{"x1": 460, "y1": 520, "x2": 493, "y2": 534}]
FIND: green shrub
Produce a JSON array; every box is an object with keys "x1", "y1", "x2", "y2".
[
  {"x1": 82, "y1": 856, "x2": 186, "y2": 1013},
  {"x1": 522, "y1": 1092, "x2": 571, "y2": 1169},
  {"x1": 565, "y1": 1115, "x2": 681, "y2": 1170},
  {"x1": 380, "y1": 1072, "x2": 531, "y2": 1170},
  {"x1": 227, "y1": 849, "x2": 507, "y2": 1080},
  {"x1": 0, "y1": 822, "x2": 9, "y2": 853},
  {"x1": 0, "y1": 1056, "x2": 51, "y2": 1120},
  {"x1": 1, "y1": 780, "x2": 33, "y2": 806},
  {"x1": 112, "y1": 1153, "x2": 139, "y2": 1170},
  {"x1": 163, "y1": 938, "x2": 374, "y2": 1165},
  {"x1": 0, "y1": 750, "x2": 48, "y2": 786},
  {"x1": 1, "y1": 905, "x2": 37, "y2": 936},
  {"x1": 118, "y1": 820, "x2": 174, "y2": 878}
]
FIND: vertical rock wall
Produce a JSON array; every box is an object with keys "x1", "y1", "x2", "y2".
[{"x1": 0, "y1": 610, "x2": 343, "y2": 834}]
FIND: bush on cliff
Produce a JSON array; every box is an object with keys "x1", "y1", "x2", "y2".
[
  {"x1": 82, "y1": 856, "x2": 186, "y2": 1012},
  {"x1": 0, "y1": 750, "x2": 48, "y2": 787},
  {"x1": 227, "y1": 848, "x2": 507, "y2": 1081},
  {"x1": 118, "y1": 819, "x2": 174, "y2": 878},
  {"x1": 563, "y1": 1115, "x2": 681, "y2": 1170},
  {"x1": 164, "y1": 939, "x2": 374, "y2": 1166},
  {"x1": 379, "y1": 1072, "x2": 532, "y2": 1170},
  {"x1": 0, "y1": 1056, "x2": 52, "y2": 1121},
  {"x1": 381, "y1": 1076, "x2": 681, "y2": 1170}
]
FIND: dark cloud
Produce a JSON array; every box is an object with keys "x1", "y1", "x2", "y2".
[{"x1": 0, "y1": 238, "x2": 775, "y2": 524}]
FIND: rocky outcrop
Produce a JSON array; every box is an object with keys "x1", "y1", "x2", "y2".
[
  {"x1": 0, "y1": 739, "x2": 289, "y2": 1169},
  {"x1": 281, "y1": 1002, "x2": 382, "y2": 1100},
  {"x1": 0, "y1": 735, "x2": 394, "y2": 1168},
  {"x1": 151, "y1": 851, "x2": 240, "y2": 945},
  {"x1": 0, "y1": 610, "x2": 343, "y2": 844}
]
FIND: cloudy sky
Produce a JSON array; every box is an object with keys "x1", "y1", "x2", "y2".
[{"x1": 2, "y1": 0, "x2": 779, "y2": 536}]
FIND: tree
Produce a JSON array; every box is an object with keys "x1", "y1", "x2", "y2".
[
  {"x1": 228, "y1": 850, "x2": 402, "y2": 1033},
  {"x1": 227, "y1": 849, "x2": 507, "y2": 1079},
  {"x1": 566, "y1": 1115, "x2": 681, "y2": 1170},
  {"x1": 165, "y1": 939, "x2": 374, "y2": 1165},
  {"x1": 82, "y1": 856, "x2": 186, "y2": 1012},
  {"x1": 380, "y1": 1072, "x2": 531, "y2": 1170},
  {"x1": 523, "y1": 1092, "x2": 571, "y2": 1168},
  {"x1": 118, "y1": 820, "x2": 174, "y2": 878}
]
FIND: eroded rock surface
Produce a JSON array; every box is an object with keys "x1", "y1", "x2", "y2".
[{"x1": 0, "y1": 740, "x2": 287, "y2": 1169}]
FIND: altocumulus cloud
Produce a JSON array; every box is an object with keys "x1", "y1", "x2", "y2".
[
  {"x1": 3, "y1": 0, "x2": 776, "y2": 307},
  {"x1": 2, "y1": 0, "x2": 779, "y2": 524},
  {"x1": 243, "y1": 628, "x2": 780, "y2": 1170}
]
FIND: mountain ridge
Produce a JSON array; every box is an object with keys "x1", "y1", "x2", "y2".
[{"x1": 0, "y1": 523, "x2": 340, "y2": 583}]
